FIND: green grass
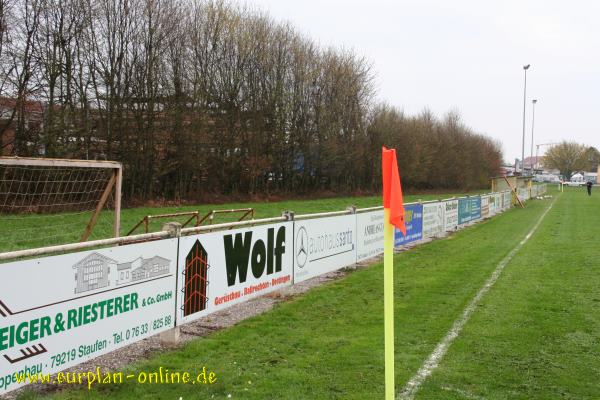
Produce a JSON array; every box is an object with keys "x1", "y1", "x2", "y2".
[
  {"x1": 416, "y1": 187, "x2": 600, "y2": 399},
  {"x1": 0, "y1": 189, "x2": 484, "y2": 253},
  {"x1": 16, "y1": 187, "x2": 596, "y2": 399}
]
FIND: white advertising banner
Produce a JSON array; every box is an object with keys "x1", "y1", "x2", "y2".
[
  {"x1": 494, "y1": 194, "x2": 502, "y2": 214},
  {"x1": 443, "y1": 200, "x2": 459, "y2": 231},
  {"x1": 176, "y1": 223, "x2": 293, "y2": 325},
  {"x1": 481, "y1": 195, "x2": 490, "y2": 218},
  {"x1": 488, "y1": 194, "x2": 496, "y2": 215},
  {"x1": 422, "y1": 202, "x2": 444, "y2": 238},
  {"x1": 356, "y1": 210, "x2": 384, "y2": 262},
  {"x1": 0, "y1": 239, "x2": 178, "y2": 395},
  {"x1": 503, "y1": 191, "x2": 512, "y2": 210},
  {"x1": 517, "y1": 188, "x2": 528, "y2": 203},
  {"x1": 293, "y1": 215, "x2": 356, "y2": 283}
]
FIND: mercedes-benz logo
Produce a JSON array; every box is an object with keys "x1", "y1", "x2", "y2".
[{"x1": 296, "y1": 226, "x2": 308, "y2": 268}]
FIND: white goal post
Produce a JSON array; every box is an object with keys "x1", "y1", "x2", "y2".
[{"x1": 0, "y1": 157, "x2": 122, "y2": 252}]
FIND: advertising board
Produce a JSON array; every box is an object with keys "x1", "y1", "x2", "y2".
[
  {"x1": 293, "y1": 215, "x2": 356, "y2": 283},
  {"x1": 176, "y1": 223, "x2": 294, "y2": 325},
  {"x1": 458, "y1": 197, "x2": 481, "y2": 224},
  {"x1": 356, "y1": 210, "x2": 384, "y2": 262},
  {"x1": 422, "y1": 202, "x2": 444, "y2": 238},
  {"x1": 481, "y1": 195, "x2": 490, "y2": 219},
  {"x1": 0, "y1": 239, "x2": 178, "y2": 394},
  {"x1": 443, "y1": 200, "x2": 459, "y2": 231},
  {"x1": 394, "y1": 204, "x2": 423, "y2": 246}
]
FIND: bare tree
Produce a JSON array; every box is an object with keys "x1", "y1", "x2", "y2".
[
  {"x1": 2, "y1": 0, "x2": 502, "y2": 199},
  {"x1": 544, "y1": 141, "x2": 588, "y2": 179}
]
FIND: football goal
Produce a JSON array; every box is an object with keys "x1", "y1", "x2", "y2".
[{"x1": 0, "y1": 157, "x2": 122, "y2": 253}]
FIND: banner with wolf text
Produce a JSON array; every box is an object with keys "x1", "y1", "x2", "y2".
[
  {"x1": 176, "y1": 223, "x2": 294, "y2": 325},
  {"x1": 0, "y1": 239, "x2": 178, "y2": 395}
]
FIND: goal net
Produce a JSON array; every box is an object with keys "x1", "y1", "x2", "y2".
[{"x1": 0, "y1": 157, "x2": 122, "y2": 254}]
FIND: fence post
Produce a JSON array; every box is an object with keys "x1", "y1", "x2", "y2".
[{"x1": 159, "y1": 222, "x2": 182, "y2": 346}]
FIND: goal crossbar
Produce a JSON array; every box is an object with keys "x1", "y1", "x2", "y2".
[
  {"x1": 0, "y1": 156, "x2": 123, "y2": 241},
  {"x1": 0, "y1": 157, "x2": 122, "y2": 169}
]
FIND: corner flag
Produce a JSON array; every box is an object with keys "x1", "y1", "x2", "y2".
[
  {"x1": 382, "y1": 146, "x2": 406, "y2": 400},
  {"x1": 382, "y1": 147, "x2": 406, "y2": 235}
]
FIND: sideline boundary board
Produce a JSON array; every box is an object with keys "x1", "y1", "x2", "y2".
[{"x1": 0, "y1": 189, "x2": 521, "y2": 395}]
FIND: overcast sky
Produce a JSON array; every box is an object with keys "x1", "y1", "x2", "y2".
[{"x1": 246, "y1": 0, "x2": 599, "y2": 163}]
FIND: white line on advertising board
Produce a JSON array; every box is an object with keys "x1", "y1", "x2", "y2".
[
  {"x1": 0, "y1": 239, "x2": 178, "y2": 395},
  {"x1": 175, "y1": 223, "x2": 294, "y2": 326}
]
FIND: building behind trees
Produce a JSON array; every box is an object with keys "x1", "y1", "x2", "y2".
[{"x1": 0, "y1": 0, "x2": 502, "y2": 201}]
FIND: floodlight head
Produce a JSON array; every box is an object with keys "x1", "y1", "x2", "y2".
[
  {"x1": 532, "y1": 99, "x2": 538, "y2": 104},
  {"x1": 523, "y1": 64, "x2": 531, "y2": 70}
]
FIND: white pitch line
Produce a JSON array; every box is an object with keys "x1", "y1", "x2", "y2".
[{"x1": 398, "y1": 199, "x2": 556, "y2": 400}]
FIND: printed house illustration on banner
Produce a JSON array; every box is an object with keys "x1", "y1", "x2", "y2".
[
  {"x1": 73, "y1": 252, "x2": 171, "y2": 293},
  {"x1": 73, "y1": 252, "x2": 117, "y2": 293},
  {"x1": 116, "y1": 256, "x2": 171, "y2": 286},
  {"x1": 183, "y1": 240, "x2": 209, "y2": 317}
]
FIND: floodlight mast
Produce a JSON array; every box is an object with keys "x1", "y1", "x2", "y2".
[
  {"x1": 530, "y1": 99, "x2": 538, "y2": 174},
  {"x1": 521, "y1": 64, "x2": 531, "y2": 175}
]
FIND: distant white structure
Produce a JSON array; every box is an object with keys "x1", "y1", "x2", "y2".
[
  {"x1": 534, "y1": 173, "x2": 560, "y2": 183},
  {"x1": 570, "y1": 173, "x2": 584, "y2": 182},
  {"x1": 567, "y1": 172, "x2": 597, "y2": 184},
  {"x1": 584, "y1": 172, "x2": 598, "y2": 183}
]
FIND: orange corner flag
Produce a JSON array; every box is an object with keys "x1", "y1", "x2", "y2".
[
  {"x1": 381, "y1": 146, "x2": 405, "y2": 400},
  {"x1": 382, "y1": 146, "x2": 406, "y2": 236}
]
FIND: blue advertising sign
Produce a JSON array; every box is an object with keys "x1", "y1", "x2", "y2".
[
  {"x1": 458, "y1": 197, "x2": 482, "y2": 224},
  {"x1": 394, "y1": 204, "x2": 423, "y2": 246}
]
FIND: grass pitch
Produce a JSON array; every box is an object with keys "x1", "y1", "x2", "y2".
[{"x1": 19, "y1": 187, "x2": 600, "y2": 399}]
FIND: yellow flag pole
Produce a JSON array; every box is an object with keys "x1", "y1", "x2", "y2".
[{"x1": 383, "y1": 208, "x2": 395, "y2": 400}]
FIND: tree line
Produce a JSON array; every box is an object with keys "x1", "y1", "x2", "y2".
[{"x1": 0, "y1": 0, "x2": 502, "y2": 201}]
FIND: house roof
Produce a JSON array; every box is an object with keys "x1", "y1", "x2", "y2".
[
  {"x1": 0, "y1": 97, "x2": 45, "y2": 115},
  {"x1": 523, "y1": 156, "x2": 544, "y2": 168},
  {"x1": 117, "y1": 262, "x2": 132, "y2": 271},
  {"x1": 142, "y1": 255, "x2": 170, "y2": 264},
  {"x1": 72, "y1": 252, "x2": 118, "y2": 269}
]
